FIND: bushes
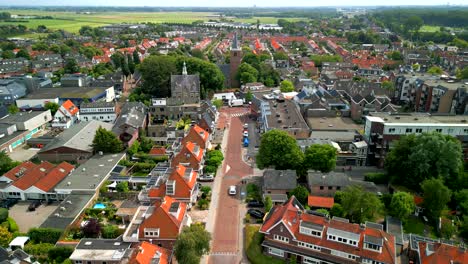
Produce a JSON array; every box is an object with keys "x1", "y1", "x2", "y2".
[
  {"x1": 198, "y1": 199, "x2": 209, "y2": 210},
  {"x1": 364, "y1": 172, "x2": 389, "y2": 184},
  {"x1": 28, "y1": 228, "x2": 62, "y2": 244},
  {"x1": 246, "y1": 183, "x2": 261, "y2": 201},
  {"x1": 7, "y1": 217, "x2": 18, "y2": 233},
  {"x1": 0, "y1": 208, "x2": 8, "y2": 222},
  {"x1": 245, "y1": 225, "x2": 284, "y2": 264},
  {"x1": 102, "y1": 225, "x2": 120, "y2": 239},
  {"x1": 48, "y1": 247, "x2": 74, "y2": 263},
  {"x1": 24, "y1": 243, "x2": 55, "y2": 262}
]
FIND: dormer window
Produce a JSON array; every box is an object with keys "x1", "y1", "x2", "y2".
[
  {"x1": 166, "y1": 180, "x2": 175, "y2": 195},
  {"x1": 144, "y1": 228, "x2": 160, "y2": 238},
  {"x1": 364, "y1": 235, "x2": 383, "y2": 253}
]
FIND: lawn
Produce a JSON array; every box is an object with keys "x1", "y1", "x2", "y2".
[
  {"x1": 245, "y1": 224, "x2": 285, "y2": 264},
  {"x1": 420, "y1": 25, "x2": 441, "y2": 33},
  {"x1": 403, "y1": 217, "x2": 425, "y2": 235}
]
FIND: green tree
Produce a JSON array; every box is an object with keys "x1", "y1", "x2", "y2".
[
  {"x1": 191, "y1": 49, "x2": 205, "y2": 59},
  {"x1": 64, "y1": 58, "x2": 80, "y2": 74},
  {"x1": 138, "y1": 137, "x2": 154, "y2": 153},
  {"x1": 385, "y1": 132, "x2": 463, "y2": 191},
  {"x1": 212, "y1": 99, "x2": 223, "y2": 109},
  {"x1": 289, "y1": 186, "x2": 309, "y2": 205},
  {"x1": 404, "y1": 15, "x2": 424, "y2": 34},
  {"x1": 421, "y1": 178, "x2": 451, "y2": 222},
  {"x1": 304, "y1": 144, "x2": 337, "y2": 173},
  {"x1": 132, "y1": 50, "x2": 140, "y2": 64},
  {"x1": 273, "y1": 52, "x2": 288, "y2": 61},
  {"x1": 7, "y1": 104, "x2": 19, "y2": 114},
  {"x1": 280, "y1": 80, "x2": 294, "y2": 92},
  {"x1": 15, "y1": 49, "x2": 30, "y2": 59},
  {"x1": 456, "y1": 67, "x2": 468, "y2": 79},
  {"x1": 127, "y1": 141, "x2": 140, "y2": 156},
  {"x1": 264, "y1": 196, "x2": 273, "y2": 212},
  {"x1": 238, "y1": 62, "x2": 258, "y2": 84},
  {"x1": 389, "y1": 192, "x2": 415, "y2": 221},
  {"x1": 330, "y1": 204, "x2": 344, "y2": 217},
  {"x1": 240, "y1": 72, "x2": 257, "y2": 84},
  {"x1": 0, "y1": 151, "x2": 20, "y2": 175},
  {"x1": 382, "y1": 80, "x2": 395, "y2": 90},
  {"x1": 28, "y1": 228, "x2": 62, "y2": 244},
  {"x1": 0, "y1": 226, "x2": 12, "y2": 247},
  {"x1": 439, "y1": 220, "x2": 455, "y2": 239},
  {"x1": 32, "y1": 42, "x2": 49, "y2": 51},
  {"x1": 341, "y1": 185, "x2": 383, "y2": 223},
  {"x1": 245, "y1": 91, "x2": 253, "y2": 102},
  {"x1": 110, "y1": 52, "x2": 125, "y2": 69},
  {"x1": 127, "y1": 54, "x2": 135, "y2": 75},
  {"x1": 24, "y1": 242, "x2": 54, "y2": 262},
  {"x1": 44, "y1": 102, "x2": 60, "y2": 116},
  {"x1": 427, "y1": 66, "x2": 443, "y2": 75},
  {"x1": 116, "y1": 182, "x2": 129, "y2": 193},
  {"x1": 455, "y1": 189, "x2": 468, "y2": 216},
  {"x1": 139, "y1": 55, "x2": 177, "y2": 97},
  {"x1": 102, "y1": 225, "x2": 120, "y2": 239},
  {"x1": 174, "y1": 224, "x2": 211, "y2": 264},
  {"x1": 1, "y1": 50, "x2": 14, "y2": 59},
  {"x1": 92, "y1": 126, "x2": 123, "y2": 154},
  {"x1": 256, "y1": 130, "x2": 304, "y2": 170},
  {"x1": 389, "y1": 51, "x2": 403, "y2": 60}
]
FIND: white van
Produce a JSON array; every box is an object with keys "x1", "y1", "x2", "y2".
[{"x1": 228, "y1": 185, "x2": 237, "y2": 195}]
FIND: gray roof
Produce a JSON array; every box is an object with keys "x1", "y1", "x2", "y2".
[
  {"x1": 364, "y1": 234, "x2": 384, "y2": 247},
  {"x1": 112, "y1": 102, "x2": 146, "y2": 135},
  {"x1": 300, "y1": 221, "x2": 324, "y2": 231},
  {"x1": 307, "y1": 171, "x2": 351, "y2": 187},
  {"x1": 262, "y1": 193, "x2": 288, "y2": 202},
  {"x1": 54, "y1": 153, "x2": 125, "y2": 192},
  {"x1": 41, "y1": 193, "x2": 94, "y2": 230},
  {"x1": 80, "y1": 101, "x2": 115, "y2": 109},
  {"x1": 0, "y1": 110, "x2": 50, "y2": 124},
  {"x1": 21, "y1": 87, "x2": 111, "y2": 100},
  {"x1": 171, "y1": 74, "x2": 200, "y2": 94},
  {"x1": 386, "y1": 216, "x2": 404, "y2": 245},
  {"x1": 38, "y1": 120, "x2": 113, "y2": 153},
  {"x1": 263, "y1": 169, "x2": 297, "y2": 190},
  {"x1": 76, "y1": 238, "x2": 131, "y2": 250}
]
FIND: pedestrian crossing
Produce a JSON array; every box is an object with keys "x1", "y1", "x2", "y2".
[
  {"x1": 210, "y1": 252, "x2": 238, "y2": 256},
  {"x1": 230, "y1": 112, "x2": 249, "y2": 117}
]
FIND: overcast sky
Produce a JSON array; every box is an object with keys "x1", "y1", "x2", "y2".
[{"x1": 1, "y1": 0, "x2": 466, "y2": 7}]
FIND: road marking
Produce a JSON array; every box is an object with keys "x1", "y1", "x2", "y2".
[
  {"x1": 225, "y1": 164, "x2": 231, "y2": 174},
  {"x1": 230, "y1": 112, "x2": 249, "y2": 117},
  {"x1": 210, "y1": 252, "x2": 238, "y2": 256}
]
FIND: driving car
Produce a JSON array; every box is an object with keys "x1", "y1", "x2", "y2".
[
  {"x1": 247, "y1": 200, "x2": 264, "y2": 208},
  {"x1": 198, "y1": 174, "x2": 214, "y2": 182},
  {"x1": 248, "y1": 209, "x2": 265, "y2": 219},
  {"x1": 228, "y1": 185, "x2": 237, "y2": 195}
]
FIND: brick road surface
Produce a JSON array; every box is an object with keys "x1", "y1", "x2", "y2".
[{"x1": 207, "y1": 107, "x2": 253, "y2": 264}]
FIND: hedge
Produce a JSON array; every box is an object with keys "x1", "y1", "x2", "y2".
[
  {"x1": 0, "y1": 208, "x2": 8, "y2": 222},
  {"x1": 7, "y1": 217, "x2": 18, "y2": 233},
  {"x1": 364, "y1": 172, "x2": 389, "y2": 184},
  {"x1": 28, "y1": 228, "x2": 63, "y2": 244}
]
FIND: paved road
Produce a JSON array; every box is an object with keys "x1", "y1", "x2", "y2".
[{"x1": 207, "y1": 107, "x2": 253, "y2": 264}]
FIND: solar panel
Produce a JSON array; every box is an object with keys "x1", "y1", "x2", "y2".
[{"x1": 366, "y1": 221, "x2": 383, "y2": 230}]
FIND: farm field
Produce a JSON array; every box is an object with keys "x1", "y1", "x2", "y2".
[{"x1": 0, "y1": 9, "x2": 307, "y2": 36}]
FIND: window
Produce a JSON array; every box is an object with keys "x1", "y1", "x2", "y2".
[
  {"x1": 273, "y1": 235, "x2": 289, "y2": 243},
  {"x1": 303, "y1": 257, "x2": 320, "y2": 264},
  {"x1": 298, "y1": 241, "x2": 321, "y2": 251},
  {"x1": 336, "y1": 186, "x2": 341, "y2": 190},
  {"x1": 365, "y1": 243, "x2": 381, "y2": 252},
  {"x1": 448, "y1": 128, "x2": 454, "y2": 133},
  {"x1": 328, "y1": 186, "x2": 333, "y2": 190},
  {"x1": 320, "y1": 186, "x2": 324, "y2": 190},
  {"x1": 405, "y1": 128, "x2": 412, "y2": 133},
  {"x1": 436, "y1": 129, "x2": 442, "y2": 133},
  {"x1": 416, "y1": 128, "x2": 422, "y2": 133},
  {"x1": 388, "y1": 128, "x2": 396, "y2": 133},
  {"x1": 75, "y1": 261, "x2": 82, "y2": 264},
  {"x1": 348, "y1": 255, "x2": 357, "y2": 260},
  {"x1": 144, "y1": 228, "x2": 160, "y2": 238},
  {"x1": 268, "y1": 247, "x2": 284, "y2": 257}
]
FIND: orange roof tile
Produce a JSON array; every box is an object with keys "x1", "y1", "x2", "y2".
[
  {"x1": 3, "y1": 161, "x2": 37, "y2": 181},
  {"x1": 308, "y1": 195, "x2": 334, "y2": 208},
  {"x1": 149, "y1": 147, "x2": 167, "y2": 156},
  {"x1": 419, "y1": 241, "x2": 468, "y2": 264},
  {"x1": 134, "y1": 241, "x2": 171, "y2": 264},
  {"x1": 34, "y1": 162, "x2": 74, "y2": 192},
  {"x1": 13, "y1": 162, "x2": 55, "y2": 190},
  {"x1": 61, "y1": 100, "x2": 79, "y2": 116}
]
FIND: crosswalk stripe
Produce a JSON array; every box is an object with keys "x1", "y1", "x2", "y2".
[
  {"x1": 210, "y1": 252, "x2": 238, "y2": 256},
  {"x1": 231, "y1": 112, "x2": 249, "y2": 117}
]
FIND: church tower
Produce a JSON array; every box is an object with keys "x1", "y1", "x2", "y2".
[{"x1": 229, "y1": 32, "x2": 242, "y2": 88}]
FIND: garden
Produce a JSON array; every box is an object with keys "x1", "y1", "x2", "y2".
[
  {"x1": 197, "y1": 186, "x2": 212, "y2": 210},
  {"x1": 245, "y1": 224, "x2": 284, "y2": 264}
]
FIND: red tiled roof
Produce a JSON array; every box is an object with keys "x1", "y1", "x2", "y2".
[
  {"x1": 414, "y1": 196, "x2": 424, "y2": 206},
  {"x1": 34, "y1": 162, "x2": 74, "y2": 192},
  {"x1": 185, "y1": 141, "x2": 204, "y2": 162},
  {"x1": 3, "y1": 161, "x2": 36, "y2": 181},
  {"x1": 308, "y1": 195, "x2": 334, "y2": 208},
  {"x1": 13, "y1": 162, "x2": 55, "y2": 190},
  {"x1": 148, "y1": 165, "x2": 197, "y2": 200},
  {"x1": 419, "y1": 241, "x2": 468, "y2": 264},
  {"x1": 149, "y1": 147, "x2": 167, "y2": 156},
  {"x1": 139, "y1": 196, "x2": 187, "y2": 239},
  {"x1": 134, "y1": 241, "x2": 171, "y2": 264},
  {"x1": 61, "y1": 100, "x2": 79, "y2": 116}
]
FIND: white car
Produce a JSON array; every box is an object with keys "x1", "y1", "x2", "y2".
[
  {"x1": 228, "y1": 185, "x2": 237, "y2": 195},
  {"x1": 243, "y1": 131, "x2": 248, "y2": 137},
  {"x1": 244, "y1": 123, "x2": 248, "y2": 129}
]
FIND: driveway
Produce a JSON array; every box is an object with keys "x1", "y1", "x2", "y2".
[
  {"x1": 8, "y1": 146, "x2": 40, "y2": 162},
  {"x1": 8, "y1": 202, "x2": 59, "y2": 233},
  {"x1": 205, "y1": 107, "x2": 253, "y2": 264}
]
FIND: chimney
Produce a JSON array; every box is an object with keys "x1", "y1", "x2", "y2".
[{"x1": 149, "y1": 239, "x2": 153, "y2": 244}]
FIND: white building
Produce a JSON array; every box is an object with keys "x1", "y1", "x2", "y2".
[
  {"x1": 52, "y1": 100, "x2": 80, "y2": 129},
  {"x1": 79, "y1": 101, "x2": 117, "y2": 123}
]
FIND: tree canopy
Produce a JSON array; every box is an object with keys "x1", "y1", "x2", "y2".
[
  {"x1": 256, "y1": 130, "x2": 304, "y2": 170},
  {"x1": 280, "y1": 80, "x2": 294, "y2": 92},
  {"x1": 421, "y1": 178, "x2": 451, "y2": 222},
  {"x1": 385, "y1": 132, "x2": 463, "y2": 191},
  {"x1": 389, "y1": 192, "x2": 415, "y2": 221},
  {"x1": 92, "y1": 126, "x2": 123, "y2": 154},
  {"x1": 289, "y1": 186, "x2": 309, "y2": 205},
  {"x1": 174, "y1": 224, "x2": 211, "y2": 264},
  {"x1": 0, "y1": 151, "x2": 20, "y2": 175},
  {"x1": 340, "y1": 185, "x2": 383, "y2": 223},
  {"x1": 304, "y1": 144, "x2": 337, "y2": 173}
]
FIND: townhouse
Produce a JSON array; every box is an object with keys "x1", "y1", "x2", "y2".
[
  {"x1": 123, "y1": 196, "x2": 191, "y2": 250},
  {"x1": 0, "y1": 79, "x2": 27, "y2": 106},
  {"x1": 79, "y1": 101, "x2": 117, "y2": 123},
  {"x1": 112, "y1": 102, "x2": 147, "y2": 148},
  {"x1": 0, "y1": 161, "x2": 74, "y2": 201},
  {"x1": 69, "y1": 238, "x2": 133, "y2": 264},
  {"x1": 408, "y1": 234, "x2": 467, "y2": 264},
  {"x1": 131, "y1": 241, "x2": 172, "y2": 264},
  {"x1": 260, "y1": 197, "x2": 396, "y2": 264}
]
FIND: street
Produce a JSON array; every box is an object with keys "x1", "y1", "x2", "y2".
[{"x1": 205, "y1": 106, "x2": 254, "y2": 264}]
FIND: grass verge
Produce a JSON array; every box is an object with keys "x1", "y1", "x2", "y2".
[{"x1": 245, "y1": 224, "x2": 284, "y2": 264}]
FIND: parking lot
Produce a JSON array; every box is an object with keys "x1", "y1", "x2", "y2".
[
  {"x1": 8, "y1": 202, "x2": 59, "y2": 233},
  {"x1": 7, "y1": 146, "x2": 40, "y2": 162}
]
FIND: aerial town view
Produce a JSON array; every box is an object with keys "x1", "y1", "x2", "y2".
[{"x1": 0, "y1": 1, "x2": 467, "y2": 264}]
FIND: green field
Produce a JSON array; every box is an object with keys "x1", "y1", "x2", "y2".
[
  {"x1": 420, "y1": 25, "x2": 441, "y2": 32},
  {"x1": 0, "y1": 9, "x2": 304, "y2": 36}
]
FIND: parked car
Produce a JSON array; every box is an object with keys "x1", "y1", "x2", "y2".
[
  {"x1": 198, "y1": 174, "x2": 214, "y2": 182},
  {"x1": 244, "y1": 123, "x2": 248, "y2": 129},
  {"x1": 248, "y1": 209, "x2": 265, "y2": 219},
  {"x1": 0, "y1": 199, "x2": 17, "y2": 209},
  {"x1": 28, "y1": 200, "x2": 41, "y2": 211},
  {"x1": 247, "y1": 200, "x2": 264, "y2": 208},
  {"x1": 229, "y1": 185, "x2": 237, "y2": 195},
  {"x1": 243, "y1": 131, "x2": 248, "y2": 137}
]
